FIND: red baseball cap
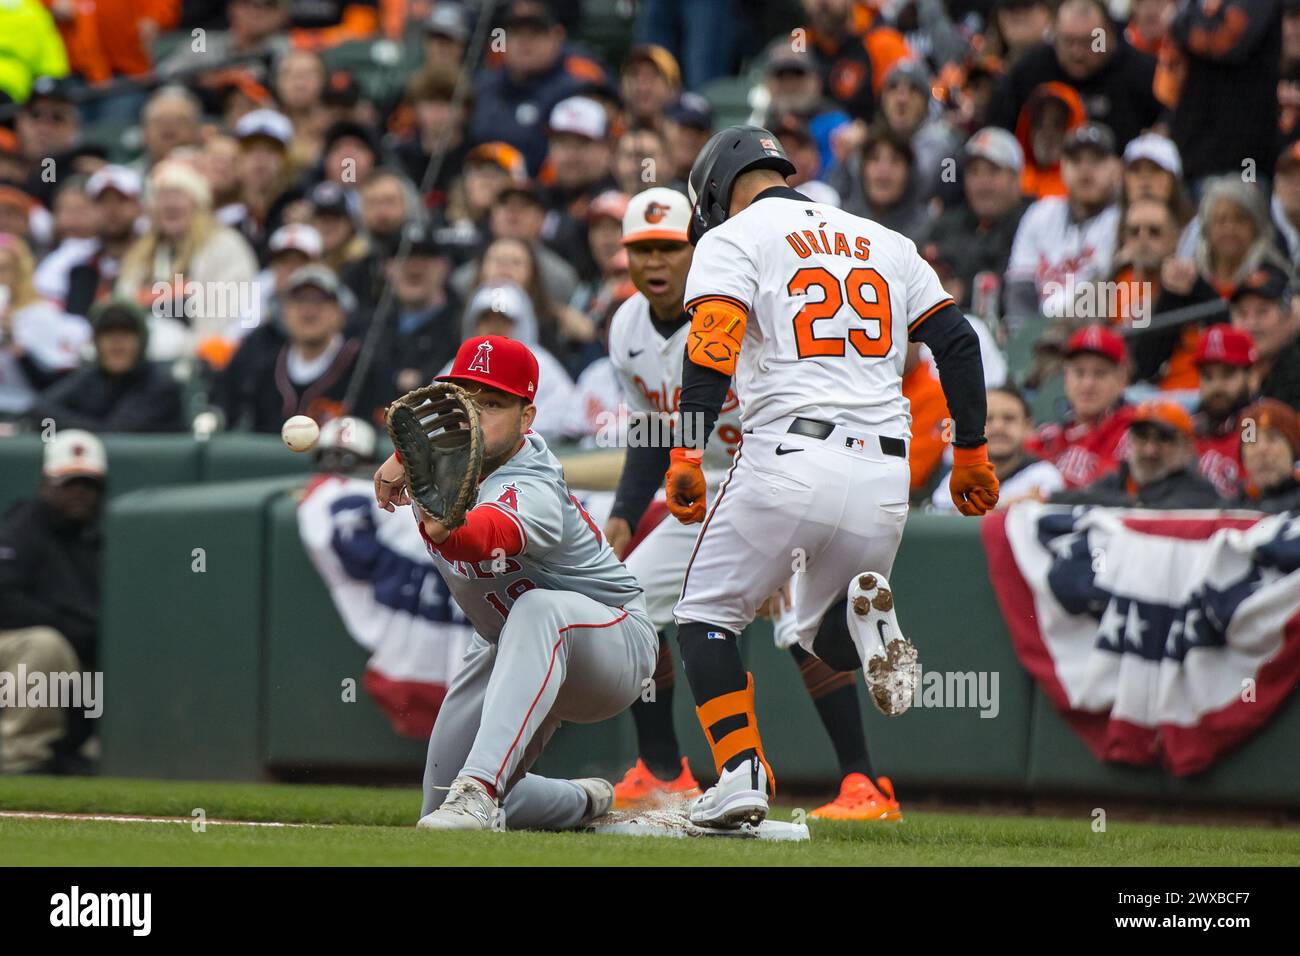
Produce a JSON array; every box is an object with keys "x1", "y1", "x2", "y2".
[
  {"x1": 1064, "y1": 324, "x2": 1128, "y2": 365},
  {"x1": 1194, "y1": 323, "x2": 1256, "y2": 368},
  {"x1": 438, "y1": 335, "x2": 539, "y2": 402}
]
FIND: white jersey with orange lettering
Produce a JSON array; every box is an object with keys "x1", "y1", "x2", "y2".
[
  {"x1": 607, "y1": 292, "x2": 743, "y2": 483},
  {"x1": 682, "y1": 193, "x2": 954, "y2": 441},
  {"x1": 674, "y1": 188, "x2": 953, "y2": 651},
  {"x1": 607, "y1": 291, "x2": 745, "y2": 627}
]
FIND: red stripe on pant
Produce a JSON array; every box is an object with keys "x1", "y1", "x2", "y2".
[{"x1": 492, "y1": 608, "x2": 631, "y2": 790}]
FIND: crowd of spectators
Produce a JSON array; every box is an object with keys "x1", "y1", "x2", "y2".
[
  {"x1": 0, "y1": 0, "x2": 1289, "y2": 481},
  {"x1": 2, "y1": 0, "x2": 1300, "y2": 770}
]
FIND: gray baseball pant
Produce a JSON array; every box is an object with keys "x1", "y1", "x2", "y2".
[{"x1": 420, "y1": 589, "x2": 656, "y2": 829}]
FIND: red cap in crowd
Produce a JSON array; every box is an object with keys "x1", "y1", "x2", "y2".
[
  {"x1": 1194, "y1": 323, "x2": 1256, "y2": 368},
  {"x1": 438, "y1": 335, "x2": 539, "y2": 402},
  {"x1": 1064, "y1": 324, "x2": 1128, "y2": 365}
]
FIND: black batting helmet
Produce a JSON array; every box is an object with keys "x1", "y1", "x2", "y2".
[{"x1": 687, "y1": 125, "x2": 796, "y2": 244}]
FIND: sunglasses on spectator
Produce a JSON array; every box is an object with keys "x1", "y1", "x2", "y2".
[
  {"x1": 28, "y1": 108, "x2": 76, "y2": 124},
  {"x1": 1124, "y1": 223, "x2": 1168, "y2": 238},
  {"x1": 1130, "y1": 425, "x2": 1180, "y2": 444}
]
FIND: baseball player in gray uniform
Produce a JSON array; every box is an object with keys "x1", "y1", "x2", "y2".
[{"x1": 373, "y1": 334, "x2": 657, "y2": 831}]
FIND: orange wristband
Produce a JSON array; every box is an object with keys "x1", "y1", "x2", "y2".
[
  {"x1": 671, "y1": 447, "x2": 703, "y2": 464},
  {"x1": 951, "y1": 445, "x2": 989, "y2": 467}
]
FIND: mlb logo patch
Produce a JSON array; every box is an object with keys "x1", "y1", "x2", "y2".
[
  {"x1": 759, "y1": 138, "x2": 777, "y2": 151},
  {"x1": 845, "y1": 437, "x2": 866, "y2": 453},
  {"x1": 707, "y1": 631, "x2": 728, "y2": 640}
]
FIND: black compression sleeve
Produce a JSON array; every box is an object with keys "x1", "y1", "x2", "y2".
[
  {"x1": 678, "y1": 353, "x2": 732, "y2": 450},
  {"x1": 910, "y1": 303, "x2": 988, "y2": 448},
  {"x1": 610, "y1": 440, "x2": 671, "y2": 532}
]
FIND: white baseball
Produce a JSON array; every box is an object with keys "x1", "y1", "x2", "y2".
[{"x1": 281, "y1": 415, "x2": 321, "y2": 453}]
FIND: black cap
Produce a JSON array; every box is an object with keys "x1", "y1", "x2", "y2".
[
  {"x1": 664, "y1": 91, "x2": 713, "y2": 131},
  {"x1": 1063, "y1": 122, "x2": 1117, "y2": 158},
  {"x1": 398, "y1": 221, "x2": 445, "y2": 258},
  {"x1": 322, "y1": 69, "x2": 360, "y2": 108},
  {"x1": 765, "y1": 40, "x2": 815, "y2": 75},
  {"x1": 89, "y1": 299, "x2": 147, "y2": 335},
  {"x1": 308, "y1": 180, "x2": 351, "y2": 217},
  {"x1": 323, "y1": 120, "x2": 380, "y2": 159},
  {"x1": 768, "y1": 111, "x2": 812, "y2": 144},
  {"x1": 502, "y1": 0, "x2": 557, "y2": 30},
  {"x1": 27, "y1": 76, "x2": 75, "y2": 105},
  {"x1": 498, "y1": 180, "x2": 544, "y2": 206},
  {"x1": 1230, "y1": 264, "x2": 1292, "y2": 305}
]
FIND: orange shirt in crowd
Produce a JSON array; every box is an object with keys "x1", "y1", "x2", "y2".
[
  {"x1": 902, "y1": 361, "x2": 951, "y2": 494},
  {"x1": 48, "y1": 0, "x2": 178, "y2": 84}
]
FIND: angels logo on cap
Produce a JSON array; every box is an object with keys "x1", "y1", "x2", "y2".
[
  {"x1": 438, "y1": 335, "x2": 540, "y2": 402},
  {"x1": 468, "y1": 340, "x2": 492, "y2": 373}
]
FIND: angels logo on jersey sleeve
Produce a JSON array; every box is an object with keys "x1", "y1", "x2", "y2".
[{"x1": 496, "y1": 483, "x2": 519, "y2": 510}]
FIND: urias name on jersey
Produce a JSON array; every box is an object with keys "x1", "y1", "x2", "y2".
[{"x1": 684, "y1": 197, "x2": 956, "y2": 442}]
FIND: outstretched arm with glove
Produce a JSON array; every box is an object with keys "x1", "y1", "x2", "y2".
[{"x1": 909, "y1": 302, "x2": 998, "y2": 515}]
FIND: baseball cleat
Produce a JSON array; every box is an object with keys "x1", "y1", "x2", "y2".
[
  {"x1": 689, "y1": 755, "x2": 769, "y2": 829},
  {"x1": 847, "y1": 572, "x2": 919, "y2": 716},
  {"x1": 613, "y1": 758, "x2": 703, "y2": 809},
  {"x1": 809, "y1": 773, "x2": 903, "y2": 821},
  {"x1": 417, "y1": 775, "x2": 499, "y2": 831},
  {"x1": 572, "y1": 777, "x2": 616, "y2": 825}
]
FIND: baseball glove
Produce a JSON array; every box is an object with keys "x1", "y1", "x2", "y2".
[{"x1": 385, "y1": 382, "x2": 484, "y2": 529}]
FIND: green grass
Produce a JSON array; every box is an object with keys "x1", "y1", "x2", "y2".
[{"x1": 2, "y1": 776, "x2": 1297, "y2": 866}]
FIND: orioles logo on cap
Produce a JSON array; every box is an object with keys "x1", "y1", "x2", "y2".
[
  {"x1": 644, "y1": 202, "x2": 668, "y2": 223},
  {"x1": 468, "y1": 340, "x2": 492, "y2": 373}
]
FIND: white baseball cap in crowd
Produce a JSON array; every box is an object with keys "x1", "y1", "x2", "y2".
[
  {"x1": 43, "y1": 430, "x2": 108, "y2": 483},
  {"x1": 269, "y1": 222, "x2": 324, "y2": 259},
  {"x1": 86, "y1": 164, "x2": 143, "y2": 200},
  {"x1": 1122, "y1": 132, "x2": 1182, "y2": 178},
  {"x1": 548, "y1": 96, "x2": 607, "y2": 140},
  {"x1": 317, "y1": 416, "x2": 377, "y2": 459},
  {"x1": 621, "y1": 186, "x2": 691, "y2": 244},
  {"x1": 234, "y1": 109, "x2": 294, "y2": 148},
  {"x1": 964, "y1": 127, "x2": 1024, "y2": 174}
]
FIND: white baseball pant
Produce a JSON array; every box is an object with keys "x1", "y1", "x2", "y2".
[{"x1": 673, "y1": 415, "x2": 910, "y2": 655}]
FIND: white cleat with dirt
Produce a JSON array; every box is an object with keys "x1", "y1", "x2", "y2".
[
  {"x1": 847, "y1": 572, "x2": 919, "y2": 716},
  {"x1": 572, "y1": 777, "x2": 616, "y2": 826},
  {"x1": 689, "y1": 755, "x2": 770, "y2": 830},
  {"x1": 417, "y1": 775, "x2": 499, "y2": 831}
]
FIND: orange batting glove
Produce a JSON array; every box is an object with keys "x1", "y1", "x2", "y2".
[
  {"x1": 950, "y1": 445, "x2": 1000, "y2": 516},
  {"x1": 666, "y1": 447, "x2": 707, "y2": 523}
]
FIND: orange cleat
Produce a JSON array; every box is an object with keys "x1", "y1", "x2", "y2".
[
  {"x1": 808, "y1": 773, "x2": 903, "y2": 821},
  {"x1": 612, "y1": 758, "x2": 702, "y2": 809}
]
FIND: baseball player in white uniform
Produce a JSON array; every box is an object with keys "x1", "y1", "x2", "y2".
[
  {"x1": 373, "y1": 335, "x2": 657, "y2": 831},
  {"x1": 663, "y1": 127, "x2": 1000, "y2": 828},
  {"x1": 602, "y1": 188, "x2": 902, "y2": 821}
]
